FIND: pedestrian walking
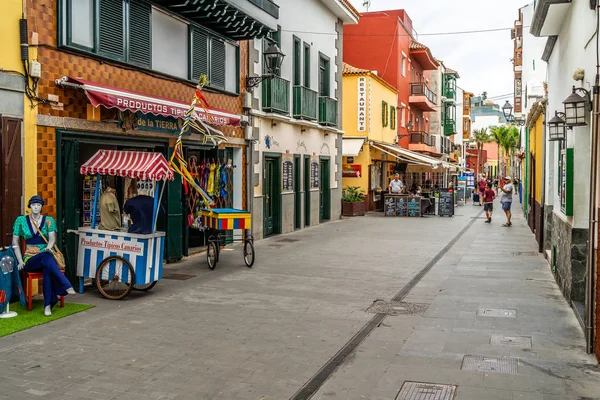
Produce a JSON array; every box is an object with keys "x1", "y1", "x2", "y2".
[
  {"x1": 499, "y1": 175, "x2": 514, "y2": 227},
  {"x1": 483, "y1": 182, "x2": 496, "y2": 223},
  {"x1": 477, "y1": 174, "x2": 487, "y2": 206}
]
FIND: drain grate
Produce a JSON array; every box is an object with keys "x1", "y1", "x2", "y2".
[
  {"x1": 490, "y1": 334, "x2": 532, "y2": 347},
  {"x1": 477, "y1": 308, "x2": 517, "y2": 318},
  {"x1": 277, "y1": 238, "x2": 300, "y2": 243},
  {"x1": 461, "y1": 355, "x2": 518, "y2": 374},
  {"x1": 396, "y1": 381, "x2": 457, "y2": 400},
  {"x1": 367, "y1": 300, "x2": 429, "y2": 316},
  {"x1": 511, "y1": 251, "x2": 538, "y2": 257},
  {"x1": 162, "y1": 273, "x2": 196, "y2": 281}
]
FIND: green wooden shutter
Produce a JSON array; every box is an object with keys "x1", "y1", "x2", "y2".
[
  {"x1": 210, "y1": 38, "x2": 226, "y2": 89},
  {"x1": 128, "y1": 0, "x2": 151, "y2": 68},
  {"x1": 191, "y1": 28, "x2": 209, "y2": 81},
  {"x1": 61, "y1": 139, "x2": 81, "y2": 286},
  {"x1": 293, "y1": 38, "x2": 301, "y2": 86},
  {"x1": 99, "y1": 0, "x2": 124, "y2": 61}
]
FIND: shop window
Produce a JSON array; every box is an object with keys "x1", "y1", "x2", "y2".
[
  {"x1": 152, "y1": 8, "x2": 189, "y2": 79},
  {"x1": 59, "y1": 0, "x2": 239, "y2": 94}
]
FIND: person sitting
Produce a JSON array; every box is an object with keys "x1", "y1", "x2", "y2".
[{"x1": 12, "y1": 196, "x2": 76, "y2": 316}]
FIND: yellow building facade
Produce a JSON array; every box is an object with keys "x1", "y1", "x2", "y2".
[{"x1": 342, "y1": 64, "x2": 399, "y2": 210}]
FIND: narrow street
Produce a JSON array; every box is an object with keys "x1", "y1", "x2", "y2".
[{"x1": 1, "y1": 202, "x2": 599, "y2": 400}]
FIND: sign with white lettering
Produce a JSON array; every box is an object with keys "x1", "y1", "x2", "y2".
[
  {"x1": 79, "y1": 236, "x2": 145, "y2": 256},
  {"x1": 358, "y1": 77, "x2": 367, "y2": 132}
]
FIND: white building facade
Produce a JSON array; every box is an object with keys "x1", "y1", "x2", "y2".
[{"x1": 247, "y1": 0, "x2": 358, "y2": 239}]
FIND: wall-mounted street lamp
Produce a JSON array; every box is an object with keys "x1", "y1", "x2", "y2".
[
  {"x1": 547, "y1": 111, "x2": 569, "y2": 141},
  {"x1": 562, "y1": 85, "x2": 592, "y2": 126},
  {"x1": 502, "y1": 101, "x2": 525, "y2": 126},
  {"x1": 245, "y1": 42, "x2": 286, "y2": 91}
]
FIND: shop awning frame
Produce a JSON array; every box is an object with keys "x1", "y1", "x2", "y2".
[
  {"x1": 342, "y1": 137, "x2": 366, "y2": 157},
  {"x1": 370, "y1": 141, "x2": 451, "y2": 169},
  {"x1": 55, "y1": 76, "x2": 245, "y2": 128}
]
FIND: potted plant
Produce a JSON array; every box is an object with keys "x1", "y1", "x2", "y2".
[{"x1": 342, "y1": 186, "x2": 366, "y2": 216}]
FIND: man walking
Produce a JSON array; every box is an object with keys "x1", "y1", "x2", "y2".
[
  {"x1": 483, "y1": 182, "x2": 495, "y2": 223},
  {"x1": 389, "y1": 173, "x2": 404, "y2": 194},
  {"x1": 499, "y1": 175, "x2": 514, "y2": 227}
]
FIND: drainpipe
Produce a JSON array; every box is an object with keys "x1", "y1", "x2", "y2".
[{"x1": 585, "y1": 6, "x2": 600, "y2": 355}]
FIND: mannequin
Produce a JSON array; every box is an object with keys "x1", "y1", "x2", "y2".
[
  {"x1": 98, "y1": 186, "x2": 121, "y2": 231},
  {"x1": 12, "y1": 196, "x2": 76, "y2": 316}
]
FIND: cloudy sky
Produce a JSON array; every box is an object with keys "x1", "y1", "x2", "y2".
[{"x1": 347, "y1": 0, "x2": 530, "y2": 106}]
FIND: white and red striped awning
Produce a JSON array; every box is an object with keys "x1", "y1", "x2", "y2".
[
  {"x1": 56, "y1": 76, "x2": 243, "y2": 127},
  {"x1": 80, "y1": 150, "x2": 174, "y2": 181}
]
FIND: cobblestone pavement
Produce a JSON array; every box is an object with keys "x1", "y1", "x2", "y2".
[{"x1": 1, "y1": 201, "x2": 599, "y2": 400}]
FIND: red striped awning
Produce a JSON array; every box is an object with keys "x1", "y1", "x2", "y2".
[{"x1": 80, "y1": 150, "x2": 174, "y2": 181}]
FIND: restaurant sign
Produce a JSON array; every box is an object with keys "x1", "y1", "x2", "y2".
[{"x1": 357, "y1": 77, "x2": 367, "y2": 132}]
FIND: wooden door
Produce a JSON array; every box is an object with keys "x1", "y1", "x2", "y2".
[
  {"x1": 304, "y1": 156, "x2": 310, "y2": 226},
  {"x1": 0, "y1": 116, "x2": 22, "y2": 248},
  {"x1": 319, "y1": 159, "x2": 330, "y2": 221},
  {"x1": 294, "y1": 155, "x2": 301, "y2": 229},
  {"x1": 61, "y1": 138, "x2": 80, "y2": 285},
  {"x1": 263, "y1": 158, "x2": 276, "y2": 237}
]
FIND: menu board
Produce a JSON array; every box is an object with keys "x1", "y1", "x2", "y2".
[
  {"x1": 310, "y1": 161, "x2": 319, "y2": 188},
  {"x1": 395, "y1": 196, "x2": 407, "y2": 216},
  {"x1": 407, "y1": 197, "x2": 421, "y2": 217},
  {"x1": 282, "y1": 160, "x2": 293, "y2": 191},
  {"x1": 456, "y1": 183, "x2": 465, "y2": 203},
  {"x1": 438, "y1": 188, "x2": 454, "y2": 217},
  {"x1": 384, "y1": 196, "x2": 396, "y2": 216}
]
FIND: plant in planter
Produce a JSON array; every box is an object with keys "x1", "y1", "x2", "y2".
[{"x1": 342, "y1": 186, "x2": 366, "y2": 217}]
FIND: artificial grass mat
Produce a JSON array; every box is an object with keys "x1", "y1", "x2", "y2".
[{"x1": 0, "y1": 300, "x2": 94, "y2": 337}]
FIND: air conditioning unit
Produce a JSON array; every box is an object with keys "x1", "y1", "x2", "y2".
[{"x1": 244, "y1": 125, "x2": 253, "y2": 140}]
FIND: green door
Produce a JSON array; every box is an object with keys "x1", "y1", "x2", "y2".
[
  {"x1": 263, "y1": 157, "x2": 280, "y2": 237},
  {"x1": 294, "y1": 155, "x2": 301, "y2": 229},
  {"x1": 319, "y1": 158, "x2": 330, "y2": 221},
  {"x1": 60, "y1": 139, "x2": 80, "y2": 286},
  {"x1": 304, "y1": 155, "x2": 310, "y2": 226},
  {"x1": 167, "y1": 147, "x2": 183, "y2": 260}
]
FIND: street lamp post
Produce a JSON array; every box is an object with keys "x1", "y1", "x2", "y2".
[{"x1": 245, "y1": 42, "x2": 286, "y2": 91}]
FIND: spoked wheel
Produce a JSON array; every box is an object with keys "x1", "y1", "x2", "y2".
[
  {"x1": 133, "y1": 281, "x2": 157, "y2": 291},
  {"x1": 243, "y1": 239, "x2": 255, "y2": 268},
  {"x1": 207, "y1": 241, "x2": 218, "y2": 270},
  {"x1": 95, "y1": 256, "x2": 135, "y2": 300}
]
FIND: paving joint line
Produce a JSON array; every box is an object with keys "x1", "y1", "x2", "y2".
[{"x1": 289, "y1": 209, "x2": 485, "y2": 400}]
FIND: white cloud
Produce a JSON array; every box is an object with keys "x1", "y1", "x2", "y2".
[{"x1": 348, "y1": 0, "x2": 528, "y2": 105}]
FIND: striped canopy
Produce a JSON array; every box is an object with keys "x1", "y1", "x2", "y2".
[{"x1": 80, "y1": 150, "x2": 174, "y2": 181}]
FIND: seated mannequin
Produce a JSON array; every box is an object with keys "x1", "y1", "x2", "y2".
[{"x1": 12, "y1": 196, "x2": 76, "y2": 316}]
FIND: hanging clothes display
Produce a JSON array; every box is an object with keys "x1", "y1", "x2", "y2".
[
  {"x1": 0, "y1": 247, "x2": 26, "y2": 314},
  {"x1": 207, "y1": 162, "x2": 216, "y2": 195},
  {"x1": 213, "y1": 162, "x2": 222, "y2": 197}
]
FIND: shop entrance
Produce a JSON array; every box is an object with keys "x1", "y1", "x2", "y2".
[
  {"x1": 319, "y1": 158, "x2": 330, "y2": 221},
  {"x1": 304, "y1": 155, "x2": 311, "y2": 226},
  {"x1": 0, "y1": 117, "x2": 23, "y2": 248},
  {"x1": 294, "y1": 155, "x2": 301, "y2": 229},
  {"x1": 263, "y1": 156, "x2": 281, "y2": 237}
]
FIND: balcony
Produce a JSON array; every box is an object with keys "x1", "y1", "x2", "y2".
[
  {"x1": 409, "y1": 83, "x2": 437, "y2": 112},
  {"x1": 408, "y1": 131, "x2": 436, "y2": 152},
  {"x1": 440, "y1": 136, "x2": 452, "y2": 155},
  {"x1": 293, "y1": 86, "x2": 318, "y2": 121},
  {"x1": 153, "y1": 0, "x2": 278, "y2": 40},
  {"x1": 319, "y1": 97, "x2": 337, "y2": 127},
  {"x1": 442, "y1": 74, "x2": 457, "y2": 100},
  {"x1": 262, "y1": 76, "x2": 290, "y2": 115},
  {"x1": 442, "y1": 102, "x2": 457, "y2": 136}
]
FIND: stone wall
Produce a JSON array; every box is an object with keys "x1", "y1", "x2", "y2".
[
  {"x1": 543, "y1": 205, "x2": 554, "y2": 253},
  {"x1": 550, "y1": 212, "x2": 588, "y2": 302}
]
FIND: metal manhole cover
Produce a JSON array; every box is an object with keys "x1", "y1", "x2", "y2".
[
  {"x1": 396, "y1": 381, "x2": 457, "y2": 400},
  {"x1": 277, "y1": 238, "x2": 300, "y2": 243},
  {"x1": 477, "y1": 308, "x2": 517, "y2": 318},
  {"x1": 511, "y1": 251, "x2": 538, "y2": 256},
  {"x1": 366, "y1": 300, "x2": 429, "y2": 316},
  {"x1": 490, "y1": 334, "x2": 532, "y2": 347},
  {"x1": 162, "y1": 273, "x2": 196, "y2": 281},
  {"x1": 461, "y1": 355, "x2": 518, "y2": 374}
]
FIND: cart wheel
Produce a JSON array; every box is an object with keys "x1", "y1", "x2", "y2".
[
  {"x1": 243, "y1": 239, "x2": 255, "y2": 268},
  {"x1": 95, "y1": 256, "x2": 135, "y2": 300},
  {"x1": 133, "y1": 281, "x2": 158, "y2": 291},
  {"x1": 207, "y1": 241, "x2": 218, "y2": 270}
]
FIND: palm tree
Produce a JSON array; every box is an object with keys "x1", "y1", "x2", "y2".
[
  {"x1": 490, "y1": 125, "x2": 520, "y2": 176},
  {"x1": 473, "y1": 128, "x2": 491, "y2": 176}
]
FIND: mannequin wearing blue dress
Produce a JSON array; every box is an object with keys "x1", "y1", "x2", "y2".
[{"x1": 12, "y1": 196, "x2": 75, "y2": 316}]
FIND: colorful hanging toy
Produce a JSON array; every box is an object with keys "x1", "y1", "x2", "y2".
[{"x1": 169, "y1": 75, "x2": 227, "y2": 211}]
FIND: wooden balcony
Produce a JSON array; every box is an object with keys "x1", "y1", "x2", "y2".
[
  {"x1": 408, "y1": 131, "x2": 436, "y2": 152},
  {"x1": 318, "y1": 97, "x2": 337, "y2": 127},
  {"x1": 262, "y1": 76, "x2": 290, "y2": 115},
  {"x1": 292, "y1": 86, "x2": 318, "y2": 120},
  {"x1": 409, "y1": 82, "x2": 437, "y2": 112}
]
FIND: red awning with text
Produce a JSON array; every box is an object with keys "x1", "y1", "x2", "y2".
[{"x1": 57, "y1": 76, "x2": 242, "y2": 127}]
